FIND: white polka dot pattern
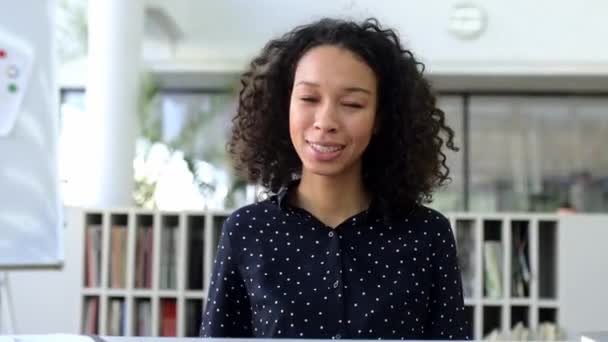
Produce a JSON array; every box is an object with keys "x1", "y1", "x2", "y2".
[{"x1": 200, "y1": 188, "x2": 470, "y2": 340}]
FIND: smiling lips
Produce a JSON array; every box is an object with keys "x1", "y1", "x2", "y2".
[{"x1": 306, "y1": 140, "x2": 345, "y2": 161}]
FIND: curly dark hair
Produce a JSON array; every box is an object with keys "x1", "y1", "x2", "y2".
[{"x1": 229, "y1": 17, "x2": 458, "y2": 214}]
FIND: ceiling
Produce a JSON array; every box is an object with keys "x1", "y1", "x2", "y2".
[{"x1": 141, "y1": 0, "x2": 608, "y2": 92}]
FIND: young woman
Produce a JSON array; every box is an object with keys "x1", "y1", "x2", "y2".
[{"x1": 200, "y1": 17, "x2": 470, "y2": 340}]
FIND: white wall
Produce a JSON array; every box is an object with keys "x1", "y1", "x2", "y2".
[
  {"x1": 559, "y1": 215, "x2": 608, "y2": 338},
  {"x1": 8, "y1": 207, "x2": 83, "y2": 334},
  {"x1": 61, "y1": 0, "x2": 608, "y2": 90},
  {"x1": 141, "y1": 0, "x2": 608, "y2": 75}
]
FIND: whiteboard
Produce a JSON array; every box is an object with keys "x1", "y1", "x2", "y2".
[{"x1": 0, "y1": 0, "x2": 63, "y2": 268}]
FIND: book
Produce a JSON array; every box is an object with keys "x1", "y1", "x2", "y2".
[
  {"x1": 135, "y1": 228, "x2": 145, "y2": 288},
  {"x1": 84, "y1": 225, "x2": 102, "y2": 287},
  {"x1": 484, "y1": 241, "x2": 503, "y2": 298},
  {"x1": 160, "y1": 300, "x2": 177, "y2": 336},
  {"x1": 511, "y1": 225, "x2": 530, "y2": 297},
  {"x1": 81, "y1": 297, "x2": 98, "y2": 334},
  {"x1": 94, "y1": 227, "x2": 102, "y2": 286},
  {"x1": 135, "y1": 300, "x2": 152, "y2": 336},
  {"x1": 84, "y1": 227, "x2": 94, "y2": 287},
  {"x1": 160, "y1": 226, "x2": 179, "y2": 289},
  {"x1": 456, "y1": 227, "x2": 475, "y2": 298},
  {"x1": 108, "y1": 298, "x2": 123, "y2": 336},
  {"x1": 135, "y1": 226, "x2": 153, "y2": 288},
  {"x1": 145, "y1": 226, "x2": 153, "y2": 287},
  {"x1": 110, "y1": 226, "x2": 127, "y2": 288},
  {"x1": 160, "y1": 228, "x2": 169, "y2": 289}
]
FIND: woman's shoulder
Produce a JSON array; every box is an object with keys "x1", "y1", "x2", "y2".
[
  {"x1": 223, "y1": 197, "x2": 280, "y2": 227},
  {"x1": 218, "y1": 200, "x2": 278, "y2": 248},
  {"x1": 402, "y1": 204, "x2": 454, "y2": 238},
  {"x1": 406, "y1": 204, "x2": 450, "y2": 225}
]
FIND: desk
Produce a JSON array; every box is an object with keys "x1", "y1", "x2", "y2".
[
  {"x1": 0, "y1": 336, "x2": 473, "y2": 342},
  {"x1": 99, "y1": 339, "x2": 444, "y2": 342}
]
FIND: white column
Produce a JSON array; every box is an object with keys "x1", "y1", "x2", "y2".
[{"x1": 81, "y1": 0, "x2": 144, "y2": 207}]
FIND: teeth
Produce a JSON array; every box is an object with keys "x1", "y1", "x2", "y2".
[{"x1": 309, "y1": 143, "x2": 343, "y2": 153}]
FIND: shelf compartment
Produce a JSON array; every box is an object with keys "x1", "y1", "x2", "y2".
[
  {"x1": 510, "y1": 305, "x2": 530, "y2": 328},
  {"x1": 185, "y1": 299, "x2": 204, "y2": 337},
  {"x1": 510, "y1": 220, "x2": 531, "y2": 298},
  {"x1": 482, "y1": 305, "x2": 502, "y2": 338},
  {"x1": 538, "y1": 220, "x2": 558, "y2": 299},
  {"x1": 159, "y1": 215, "x2": 180, "y2": 290},
  {"x1": 456, "y1": 219, "x2": 477, "y2": 299},
  {"x1": 483, "y1": 220, "x2": 504, "y2": 299},
  {"x1": 134, "y1": 214, "x2": 154, "y2": 289},
  {"x1": 186, "y1": 215, "x2": 206, "y2": 290}
]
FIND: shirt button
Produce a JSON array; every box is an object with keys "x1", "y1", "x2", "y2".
[
  {"x1": 333, "y1": 280, "x2": 340, "y2": 288},
  {"x1": 328, "y1": 231, "x2": 334, "y2": 237}
]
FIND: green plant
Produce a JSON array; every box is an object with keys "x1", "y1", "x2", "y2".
[
  {"x1": 57, "y1": 0, "x2": 88, "y2": 63},
  {"x1": 133, "y1": 73, "x2": 248, "y2": 209}
]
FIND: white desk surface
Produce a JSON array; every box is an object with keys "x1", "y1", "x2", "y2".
[{"x1": 0, "y1": 335, "x2": 475, "y2": 342}]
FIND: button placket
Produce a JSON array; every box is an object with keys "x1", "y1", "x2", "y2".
[{"x1": 326, "y1": 225, "x2": 346, "y2": 336}]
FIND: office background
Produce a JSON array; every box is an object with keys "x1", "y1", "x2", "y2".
[{"x1": 3, "y1": 0, "x2": 608, "y2": 340}]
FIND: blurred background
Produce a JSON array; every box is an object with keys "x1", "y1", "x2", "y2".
[
  {"x1": 1, "y1": 0, "x2": 608, "y2": 340},
  {"x1": 56, "y1": 0, "x2": 608, "y2": 214}
]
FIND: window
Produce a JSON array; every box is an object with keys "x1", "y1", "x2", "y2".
[
  {"x1": 59, "y1": 89, "x2": 255, "y2": 210},
  {"x1": 60, "y1": 90, "x2": 608, "y2": 213},
  {"x1": 469, "y1": 96, "x2": 608, "y2": 212}
]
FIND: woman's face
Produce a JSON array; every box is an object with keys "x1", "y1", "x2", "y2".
[{"x1": 289, "y1": 45, "x2": 378, "y2": 180}]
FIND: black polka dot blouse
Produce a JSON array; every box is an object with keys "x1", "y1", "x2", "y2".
[{"x1": 200, "y1": 184, "x2": 470, "y2": 340}]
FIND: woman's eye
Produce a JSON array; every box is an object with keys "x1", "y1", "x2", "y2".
[
  {"x1": 343, "y1": 103, "x2": 363, "y2": 109},
  {"x1": 300, "y1": 97, "x2": 319, "y2": 103}
]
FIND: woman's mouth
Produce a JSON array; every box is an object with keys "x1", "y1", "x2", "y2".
[{"x1": 306, "y1": 140, "x2": 345, "y2": 161}]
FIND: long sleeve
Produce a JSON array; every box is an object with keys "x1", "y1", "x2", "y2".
[
  {"x1": 426, "y1": 217, "x2": 471, "y2": 340},
  {"x1": 200, "y1": 218, "x2": 253, "y2": 337}
]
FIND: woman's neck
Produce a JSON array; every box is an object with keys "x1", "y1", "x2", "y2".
[{"x1": 291, "y1": 170, "x2": 371, "y2": 228}]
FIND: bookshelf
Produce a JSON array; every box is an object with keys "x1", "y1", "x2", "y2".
[
  {"x1": 80, "y1": 209, "x2": 230, "y2": 337},
  {"x1": 79, "y1": 210, "x2": 561, "y2": 339},
  {"x1": 450, "y1": 213, "x2": 561, "y2": 340}
]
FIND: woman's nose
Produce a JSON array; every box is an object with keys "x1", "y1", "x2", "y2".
[{"x1": 314, "y1": 102, "x2": 339, "y2": 133}]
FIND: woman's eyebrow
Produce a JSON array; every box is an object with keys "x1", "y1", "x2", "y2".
[
  {"x1": 295, "y1": 81, "x2": 371, "y2": 95},
  {"x1": 294, "y1": 81, "x2": 319, "y2": 88},
  {"x1": 343, "y1": 86, "x2": 372, "y2": 95}
]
